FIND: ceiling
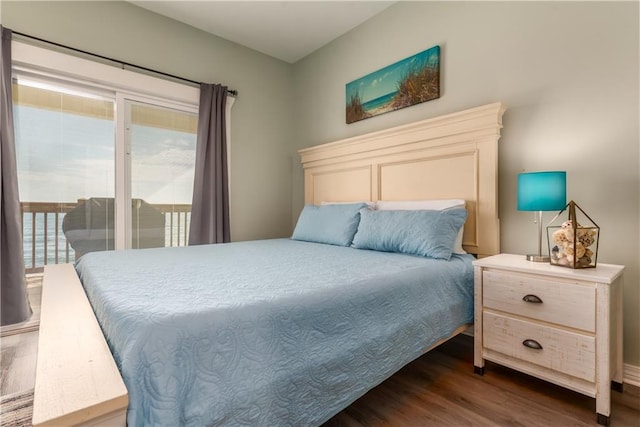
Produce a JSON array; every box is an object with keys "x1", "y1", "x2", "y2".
[{"x1": 130, "y1": 1, "x2": 395, "y2": 64}]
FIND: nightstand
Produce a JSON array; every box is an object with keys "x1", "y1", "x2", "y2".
[{"x1": 473, "y1": 254, "x2": 624, "y2": 426}]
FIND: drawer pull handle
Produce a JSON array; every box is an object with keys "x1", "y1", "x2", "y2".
[
  {"x1": 522, "y1": 339, "x2": 543, "y2": 350},
  {"x1": 522, "y1": 294, "x2": 543, "y2": 304}
]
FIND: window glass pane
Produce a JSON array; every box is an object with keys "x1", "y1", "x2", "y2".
[
  {"x1": 129, "y1": 102, "x2": 197, "y2": 248},
  {"x1": 14, "y1": 80, "x2": 115, "y2": 271}
]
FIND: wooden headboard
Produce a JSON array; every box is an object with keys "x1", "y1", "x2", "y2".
[{"x1": 299, "y1": 102, "x2": 506, "y2": 258}]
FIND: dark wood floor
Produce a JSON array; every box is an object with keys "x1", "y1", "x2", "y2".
[{"x1": 323, "y1": 334, "x2": 640, "y2": 427}]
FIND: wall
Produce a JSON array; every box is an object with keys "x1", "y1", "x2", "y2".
[
  {"x1": 292, "y1": 2, "x2": 640, "y2": 366},
  {"x1": 2, "y1": 0, "x2": 295, "y2": 242}
]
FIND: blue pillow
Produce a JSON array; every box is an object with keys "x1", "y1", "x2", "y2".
[
  {"x1": 291, "y1": 203, "x2": 368, "y2": 246},
  {"x1": 352, "y1": 208, "x2": 467, "y2": 260}
]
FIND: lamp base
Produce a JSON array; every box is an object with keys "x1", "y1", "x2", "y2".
[{"x1": 526, "y1": 254, "x2": 550, "y2": 263}]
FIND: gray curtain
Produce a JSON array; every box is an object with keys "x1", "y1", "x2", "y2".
[
  {"x1": 1, "y1": 26, "x2": 31, "y2": 326},
  {"x1": 189, "y1": 83, "x2": 230, "y2": 245}
]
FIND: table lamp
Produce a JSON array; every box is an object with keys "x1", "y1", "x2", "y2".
[{"x1": 517, "y1": 171, "x2": 566, "y2": 262}]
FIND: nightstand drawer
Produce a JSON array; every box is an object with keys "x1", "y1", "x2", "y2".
[
  {"x1": 483, "y1": 270, "x2": 595, "y2": 332},
  {"x1": 483, "y1": 311, "x2": 595, "y2": 382}
]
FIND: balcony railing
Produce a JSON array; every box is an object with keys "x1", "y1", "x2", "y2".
[{"x1": 21, "y1": 201, "x2": 191, "y2": 274}]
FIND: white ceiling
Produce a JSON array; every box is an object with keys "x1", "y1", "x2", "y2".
[{"x1": 130, "y1": 1, "x2": 395, "y2": 63}]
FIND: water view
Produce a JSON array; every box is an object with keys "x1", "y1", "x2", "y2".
[{"x1": 14, "y1": 83, "x2": 197, "y2": 272}]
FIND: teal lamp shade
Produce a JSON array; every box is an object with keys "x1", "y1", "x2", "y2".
[
  {"x1": 518, "y1": 171, "x2": 567, "y2": 212},
  {"x1": 518, "y1": 171, "x2": 566, "y2": 262}
]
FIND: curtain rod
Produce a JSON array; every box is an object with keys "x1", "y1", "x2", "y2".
[{"x1": 11, "y1": 30, "x2": 238, "y2": 97}]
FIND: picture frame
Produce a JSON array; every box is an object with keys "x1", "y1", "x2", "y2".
[{"x1": 346, "y1": 45, "x2": 440, "y2": 124}]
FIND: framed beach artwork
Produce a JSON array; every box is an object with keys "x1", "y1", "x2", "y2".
[{"x1": 346, "y1": 45, "x2": 440, "y2": 124}]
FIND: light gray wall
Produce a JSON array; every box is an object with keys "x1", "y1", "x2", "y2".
[
  {"x1": 292, "y1": 2, "x2": 640, "y2": 366},
  {"x1": 2, "y1": 0, "x2": 295, "y2": 242}
]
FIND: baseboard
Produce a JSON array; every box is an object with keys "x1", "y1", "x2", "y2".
[{"x1": 624, "y1": 363, "x2": 640, "y2": 387}]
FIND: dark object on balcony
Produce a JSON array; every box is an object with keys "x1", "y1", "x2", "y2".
[{"x1": 62, "y1": 198, "x2": 165, "y2": 258}]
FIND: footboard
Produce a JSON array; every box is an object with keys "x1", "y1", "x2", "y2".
[{"x1": 32, "y1": 264, "x2": 128, "y2": 427}]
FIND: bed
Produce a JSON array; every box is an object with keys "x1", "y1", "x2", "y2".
[{"x1": 32, "y1": 102, "x2": 506, "y2": 426}]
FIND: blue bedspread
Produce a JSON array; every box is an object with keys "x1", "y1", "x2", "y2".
[{"x1": 75, "y1": 239, "x2": 474, "y2": 426}]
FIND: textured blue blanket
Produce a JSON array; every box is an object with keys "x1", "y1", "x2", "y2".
[{"x1": 76, "y1": 239, "x2": 474, "y2": 426}]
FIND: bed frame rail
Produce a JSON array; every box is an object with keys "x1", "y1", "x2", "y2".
[{"x1": 32, "y1": 263, "x2": 127, "y2": 427}]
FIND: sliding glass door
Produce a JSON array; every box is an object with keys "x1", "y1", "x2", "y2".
[
  {"x1": 13, "y1": 79, "x2": 116, "y2": 271},
  {"x1": 126, "y1": 100, "x2": 198, "y2": 249},
  {"x1": 14, "y1": 79, "x2": 198, "y2": 272}
]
